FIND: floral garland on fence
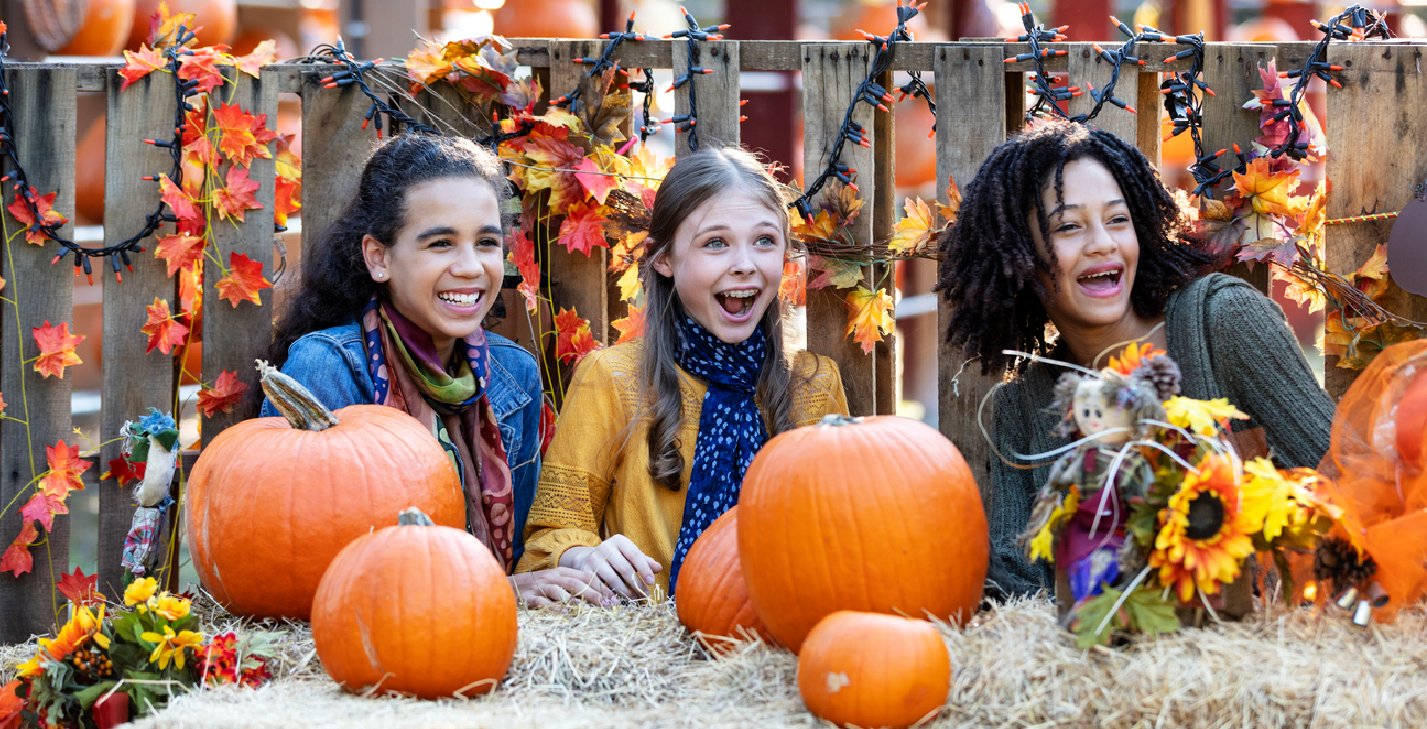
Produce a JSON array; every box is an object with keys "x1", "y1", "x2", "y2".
[{"x1": 1, "y1": 2, "x2": 301, "y2": 578}]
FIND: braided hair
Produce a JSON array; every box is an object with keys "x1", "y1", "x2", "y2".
[{"x1": 935, "y1": 120, "x2": 1212, "y2": 375}]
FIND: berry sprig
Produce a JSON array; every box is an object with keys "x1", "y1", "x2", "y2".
[
  {"x1": 0, "y1": 25, "x2": 193, "y2": 282},
  {"x1": 791, "y1": 0, "x2": 925, "y2": 220}
]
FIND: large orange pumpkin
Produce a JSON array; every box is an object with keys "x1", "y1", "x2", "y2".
[
  {"x1": 126, "y1": 0, "x2": 236, "y2": 49},
  {"x1": 187, "y1": 362, "x2": 466, "y2": 620},
  {"x1": 738, "y1": 415, "x2": 988, "y2": 652},
  {"x1": 797, "y1": 611, "x2": 951, "y2": 729},
  {"x1": 56, "y1": 0, "x2": 136, "y2": 56},
  {"x1": 312, "y1": 507, "x2": 517, "y2": 699},
  {"x1": 74, "y1": 116, "x2": 107, "y2": 225},
  {"x1": 491, "y1": 0, "x2": 598, "y2": 39},
  {"x1": 1396, "y1": 372, "x2": 1427, "y2": 467},
  {"x1": 674, "y1": 507, "x2": 772, "y2": 653}
]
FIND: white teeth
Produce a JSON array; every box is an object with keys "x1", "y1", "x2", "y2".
[
  {"x1": 438, "y1": 292, "x2": 480, "y2": 306},
  {"x1": 1078, "y1": 270, "x2": 1119, "y2": 281},
  {"x1": 720, "y1": 289, "x2": 758, "y2": 298}
]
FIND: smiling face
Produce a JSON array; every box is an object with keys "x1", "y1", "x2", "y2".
[
  {"x1": 1030, "y1": 158, "x2": 1142, "y2": 336},
  {"x1": 362, "y1": 176, "x2": 505, "y2": 360},
  {"x1": 651, "y1": 188, "x2": 787, "y2": 344}
]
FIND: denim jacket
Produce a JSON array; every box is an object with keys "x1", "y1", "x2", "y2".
[{"x1": 260, "y1": 321, "x2": 544, "y2": 563}]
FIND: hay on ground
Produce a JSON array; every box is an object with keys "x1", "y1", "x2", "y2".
[{"x1": 5, "y1": 594, "x2": 1427, "y2": 728}]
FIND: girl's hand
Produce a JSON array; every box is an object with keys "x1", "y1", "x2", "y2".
[
  {"x1": 509, "y1": 568, "x2": 615, "y2": 609},
  {"x1": 559, "y1": 535, "x2": 662, "y2": 599}
]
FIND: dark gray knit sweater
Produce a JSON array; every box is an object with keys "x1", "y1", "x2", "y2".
[{"x1": 984, "y1": 273, "x2": 1336, "y2": 599}]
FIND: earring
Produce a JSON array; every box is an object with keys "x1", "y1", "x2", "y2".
[{"x1": 373, "y1": 272, "x2": 385, "y2": 281}]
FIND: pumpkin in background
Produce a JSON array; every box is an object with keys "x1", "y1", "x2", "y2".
[
  {"x1": 186, "y1": 361, "x2": 465, "y2": 620},
  {"x1": 126, "y1": 0, "x2": 236, "y2": 49},
  {"x1": 1397, "y1": 372, "x2": 1427, "y2": 467},
  {"x1": 74, "y1": 116, "x2": 106, "y2": 225},
  {"x1": 491, "y1": 0, "x2": 598, "y2": 38},
  {"x1": 56, "y1": 0, "x2": 136, "y2": 56},
  {"x1": 738, "y1": 415, "x2": 988, "y2": 652},
  {"x1": 312, "y1": 507, "x2": 517, "y2": 699},
  {"x1": 674, "y1": 507, "x2": 772, "y2": 653},
  {"x1": 797, "y1": 611, "x2": 951, "y2": 729}
]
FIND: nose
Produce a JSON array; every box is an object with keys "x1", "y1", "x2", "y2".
[
  {"x1": 450, "y1": 243, "x2": 484, "y2": 278},
  {"x1": 731, "y1": 242, "x2": 755, "y2": 275},
  {"x1": 1082, "y1": 220, "x2": 1117, "y2": 256}
]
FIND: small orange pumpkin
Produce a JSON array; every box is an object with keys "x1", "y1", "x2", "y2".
[
  {"x1": 1396, "y1": 372, "x2": 1427, "y2": 467},
  {"x1": 738, "y1": 415, "x2": 988, "y2": 652},
  {"x1": 312, "y1": 507, "x2": 517, "y2": 699},
  {"x1": 186, "y1": 361, "x2": 466, "y2": 620},
  {"x1": 797, "y1": 611, "x2": 951, "y2": 729},
  {"x1": 674, "y1": 507, "x2": 772, "y2": 653}
]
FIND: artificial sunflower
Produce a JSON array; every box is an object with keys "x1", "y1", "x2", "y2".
[
  {"x1": 1106, "y1": 342, "x2": 1166, "y2": 376},
  {"x1": 15, "y1": 605, "x2": 107, "y2": 678},
  {"x1": 1149, "y1": 453, "x2": 1256, "y2": 602}
]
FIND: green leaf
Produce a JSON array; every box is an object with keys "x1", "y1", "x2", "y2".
[
  {"x1": 1125, "y1": 495, "x2": 1159, "y2": 548},
  {"x1": 1124, "y1": 586, "x2": 1180, "y2": 636},
  {"x1": 73, "y1": 680, "x2": 118, "y2": 709},
  {"x1": 1071, "y1": 589, "x2": 1125, "y2": 649}
]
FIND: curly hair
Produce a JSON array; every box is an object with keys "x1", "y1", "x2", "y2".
[
  {"x1": 639, "y1": 146, "x2": 799, "y2": 491},
  {"x1": 266, "y1": 133, "x2": 512, "y2": 369},
  {"x1": 935, "y1": 120, "x2": 1212, "y2": 374}
]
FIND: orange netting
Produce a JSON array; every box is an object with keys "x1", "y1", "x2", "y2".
[{"x1": 1319, "y1": 339, "x2": 1427, "y2": 621}]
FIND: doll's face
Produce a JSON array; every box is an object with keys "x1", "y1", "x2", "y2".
[{"x1": 1073, "y1": 380, "x2": 1134, "y2": 445}]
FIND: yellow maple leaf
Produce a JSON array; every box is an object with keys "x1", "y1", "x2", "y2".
[
  {"x1": 609, "y1": 231, "x2": 647, "y2": 273},
  {"x1": 616, "y1": 265, "x2": 642, "y2": 303},
  {"x1": 1232, "y1": 157, "x2": 1299, "y2": 217},
  {"x1": 1351, "y1": 243, "x2": 1391, "y2": 300},
  {"x1": 790, "y1": 207, "x2": 838, "y2": 243},
  {"x1": 1163, "y1": 396, "x2": 1248, "y2": 437},
  {"x1": 887, "y1": 197, "x2": 934, "y2": 255},
  {"x1": 844, "y1": 286, "x2": 895, "y2": 354}
]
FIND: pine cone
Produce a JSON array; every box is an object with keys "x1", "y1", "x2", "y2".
[
  {"x1": 1315, "y1": 536, "x2": 1377, "y2": 589},
  {"x1": 1144, "y1": 356, "x2": 1182, "y2": 400}
]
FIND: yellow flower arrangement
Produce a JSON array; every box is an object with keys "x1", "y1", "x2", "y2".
[
  {"x1": 125, "y1": 576, "x2": 159, "y2": 606},
  {"x1": 1149, "y1": 453, "x2": 1257, "y2": 603},
  {"x1": 15, "y1": 604, "x2": 107, "y2": 679},
  {"x1": 140, "y1": 625, "x2": 205, "y2": 671}
]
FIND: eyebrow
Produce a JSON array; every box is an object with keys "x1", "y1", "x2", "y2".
[
  {"x1": 414, "y1": 224, "x2": 503, "y2": 239},
  {"x1": 1049, "y1": 200, "x2": 1128, "y2": 215},
  {"x1": 695, "y1": 220, "x2": 782, "y2": 235}
]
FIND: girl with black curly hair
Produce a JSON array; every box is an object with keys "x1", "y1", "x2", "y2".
[{"x1": 936, "y1": 120, "x2": 1334, "y2": 599}]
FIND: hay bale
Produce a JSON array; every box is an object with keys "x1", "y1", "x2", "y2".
[{"x1": 7, "y1": 594, "x2": 1427, "y2": 727}]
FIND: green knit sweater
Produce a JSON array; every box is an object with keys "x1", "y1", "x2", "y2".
[{"x1": 984, "y1": 273, "x2": 1336, "y2": 599}]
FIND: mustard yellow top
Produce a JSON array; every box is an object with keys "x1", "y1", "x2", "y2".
[{"x1": 516, "y1": 341, "x2": 849, "y2": 591}]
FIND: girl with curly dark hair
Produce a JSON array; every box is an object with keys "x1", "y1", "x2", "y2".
[{"x1": 936, "y1": 120, "x2": 1334, "y2": 599}]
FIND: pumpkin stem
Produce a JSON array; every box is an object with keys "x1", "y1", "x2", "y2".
[
  {"x1": 256, "y1": 359, "x2": 341, "y2": 431},
  {"x1": 397, "y1": 507, "x2": 435, "y2": 527},
  {"x1": 818, "y1": 414, "x2": 862, "y2": 427}
]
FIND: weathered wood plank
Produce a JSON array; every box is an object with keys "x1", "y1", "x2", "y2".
[
  {"x1": 1067, "y1": 44, "x2": 1138, "y2": 144},
  {"x1": 935, "y1": 44, "x2": 1007, "y2": 500},
  {"x1": 0, "y1": 67, "x2": 77, "y2": 642},
  {"x1": 872, "y1": 68, "x2": 896, "y2": 416},
  {"x1": 98, "y1": 70, "x2": 180, "y2": 599},
  {"x1": 801, "y1": 43, "x2": 877, "y2": 416},
  {"x1": 672, "y1": 40, "x2": 740, "y2": 155},
  {"x1": 296, "y1": 66, "x2": 380, "y2": 280},
  {"x1": 1324, "y1": 43, "x2": 1427, "y2": 397},
  {"x1": 546, "y1": 40, "x2": 609, "y2": 349},
  {"x1": 200, "y1": 70, "x2": 278, "y2": 437}
]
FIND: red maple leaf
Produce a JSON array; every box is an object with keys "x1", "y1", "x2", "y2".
[
  {"x1": 158, "y1": 173, "x2": 203, "y2": 225},
  {"x1": 211, "y1": 102, "x2": 276, "y2": 168},
  {"x1": 198, "y1": 369, "x2": 249, "y2": 418},
  {"x1": 215, "y1": 252, "x2": 272, "y2": 307},
  {"x1": 32, "y1": 320, "x2": 84, "y2": 379},
  {"x1": 20, "y1": 492, "x2": 64, "y2": 531},
  {"x1": 0, "y1": 522, "x2": 38, "y2": 577},
  {"x1": 40, "y1": 440, "x2": 91, "y2": 501},
  {"x1": 6, "y1": 186, "x2": 68, "y2": 245},
  {"x1": 574, "y1": 157, "x2": 618, "y2": 205},
  {"x1": 0, "y1": 390, "x2": 6, "y2": 415},
  {"x1": 557, "y1": 201, "x2": 609, "y2": 256},
  {"x1": 508, "y1": 229, "x2": 540, "y2": 312},
  {"x1": 154, "y1": 232, "x2": 206, "y2": 278},
  {"x1": 118, "y1": 43, "x2": 167, "y2": 90},
  {"x1": 104, "y1": 455, "x2": 147, "y2": 487},
  {"x1": 56, "y1": 566, "x2": 104, "y2": 607},
  {"x1": 1, "y1": 678, "x2": 22, "y2": 729},
  {"x1": 234, "y1": 39, "x2": 277, "y2": 78},
  {"x1": 554, "y1": 307, "x2": 600, "y2": 364},
  {"x1": 213, "y1": 165, "x2": 262, "y2": 222},
  {"x1": 177, "y1": 45, "x2": 226, "y2": 94},
  {"x1": 142, "y1": 297, "x2": 190, "y2": 355},
  {"x1": 274, "y1": 175, "x2": 300, "y2": 228}
]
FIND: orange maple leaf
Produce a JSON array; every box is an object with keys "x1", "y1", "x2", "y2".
[
  {"x1": 154, "y1": 233, "x2": 205, "y2": 278},
  {"x1": 844, "y1": 286, "x2": 895, "y2": 354},
  {"x1": 211, "y1": 102, "x2": 276, "y2": 168},
  {"x1": 39, "y1": 440, "x2": 91, "y2": 501},
  {"x1": 790, "y1": 206, "x2": 838, "y2": 243},
  {"x1": 612, "y1": 304, "x2": 646, "y2": 345},
  {"x1": 177, "y1": 45, "x2": 226, "y2": 94},
  {"x1": 936, "y1": 175, "x2": 963, "y2": 224},
  {"x1": 778, "y1": 260, "x2": 806, "y2": 307},
  {"x1": 1232, "y1": 157, "x2": 1300, "y2": 217},
  {"x1": 55, "y1": 566, "x2": 105, "y2": 607},
  {"x1": 1, "y1": 678, "x2": 22, "y2": 729},
  {"x1": 508, "y1": 229, "x2": 540, "y2": 312},
  {"x1": 574, "y1": 157, "x2": 619, "y2": 205},
  {"x1": 1351, "y1": 243, "x2": 1391, "y2": 300},
  {"x1": 20, "y1": 492, "x2": 66, "y2": 531},
  {"x1": 234, "y1": 39, "x2": 277, "y2": 78},
  {"x1": 558, "y1": 201, "x2": 610, "y2": 256},
  {"x1": 32, "y1": 320, "x2": 84, "y2": 379},
  {"x1": 158, "y1": 173, "x2": 203, "y2": 225},
  {"x1": 146, "y1": 0, "x2": 199, "y2": 48},
  {"x1": 887, "y1": 197, "x2": 934, "y2": 255},
  {"x1": 0, "y1": 521, "x2": 38, "y2": 577},
  {"x1": 273, "y1": 134, "x2": 302, "y2": 227},
  {"x1": 6, "y1": 187, "x2": 68, "y2": 245},
  {"x1": 198, "y1": 370, "x2": 249, "y2": 418},
  {"x1": 178, "y1": 259, "x2": 204, "y2": 314},
  {"x1": 215, "y1": 253, "x2": 272, "y2": 307},
  {"x1": 554, "y1": 307, "x2": 600, "y2": 364},
  {"x1": 405, "y1": 38, "x2": 453, "y2": 86},
  {"x1": 521, "y1": 130, "x2": 585, "y2": 215},
  {"x1": 213, "y1": 165, "x2": 262, "y2": 222},
  {"x1": 119, "y1": 43, "x2": 168, "y2": 90},
  {"x1": 0, "y1": 390, "x2": 6, "y2": 415},
  {"x1": 142, "y1": 297, "x2": 190, "y2": 355}
]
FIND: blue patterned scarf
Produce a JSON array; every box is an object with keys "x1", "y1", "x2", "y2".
[{"x1": 667, "y1": 313, "x2": 768, "y2": 595}]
